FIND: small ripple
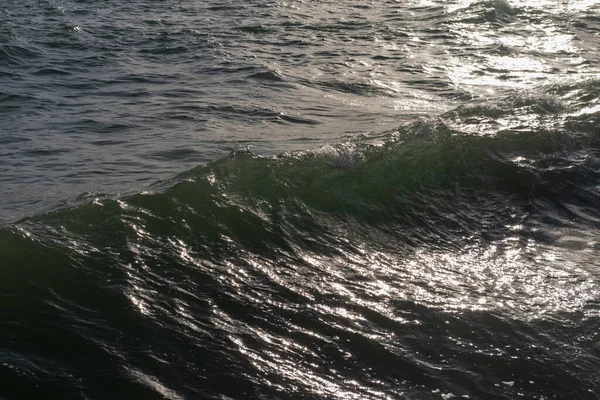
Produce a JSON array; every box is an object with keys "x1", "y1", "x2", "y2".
[
  {"x1": 235, "y1": 25, "x2": 274, "y2": 34},
  {"x1": 32, "y1": 67, "x2": 70, "y2": 76},
  {"x1": 0, "y1": 44, "x2": 41, "y2": 64},
  {"x1": 146, "y1": 148, "x2": 204, "y2": 161},
  {"x1": 0, "y1": 137, "x2": 31, "y2": 145},
  {"x1": 247, "y1": 68, "x2": 287, "y2": 83},
  {"x1": 138, "y1": 45, "x2": 190, "y2": 55},
  {"x1": 127, "y1": 368, "x2": 185, "y2": 400},
  {"x1": 445, "y1": 0, "x2": 519, "y2": 24},
  {"x1": 21, "y1": 148, "x2": 72, "y2": 157}
]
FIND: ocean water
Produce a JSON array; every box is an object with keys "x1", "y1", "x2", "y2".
[{"x1": 1, "y1": 0, "x2": 600, "y2": 398}]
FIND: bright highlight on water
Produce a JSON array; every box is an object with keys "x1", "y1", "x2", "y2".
[{"x1": 1, "y1": 0, "x2": 600, "y2": 399}]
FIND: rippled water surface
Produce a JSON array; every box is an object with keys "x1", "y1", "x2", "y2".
[{"x1": 1, "y1": 0, "x2": 600, "y2": 399}]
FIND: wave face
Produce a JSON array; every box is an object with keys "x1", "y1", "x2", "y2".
[{"x1": 2, "y1": 79, "x2": 600, "y2": 399}]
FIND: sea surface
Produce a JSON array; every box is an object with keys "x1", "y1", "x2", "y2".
[{"x1": 1, "y1": 0, "x2": 600, "y2": 399}]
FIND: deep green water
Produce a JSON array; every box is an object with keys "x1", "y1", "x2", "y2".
[{"x1": 2, "y1": 0, "x2": 600, "y2": 399}]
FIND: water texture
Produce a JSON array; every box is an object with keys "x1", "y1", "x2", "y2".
[{"x1": 1, "y1": 0, "x2": 600, "y2": 399}]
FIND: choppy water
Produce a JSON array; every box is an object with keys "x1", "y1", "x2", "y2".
[{"x1": 2, "y1": 0, "x2": 600, "y2": 399}]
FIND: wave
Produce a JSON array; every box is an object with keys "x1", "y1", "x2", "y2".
[
  {"x1": 6, "y1": 79, "x2": 600, "y2": 248},
  {"x1": 1, "y1": 82, "x2": 599, "y2": 399}
]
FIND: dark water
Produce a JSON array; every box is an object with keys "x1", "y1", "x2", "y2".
[{"x1": 2, "y1": 0, "x2": 600, "y2": 399}]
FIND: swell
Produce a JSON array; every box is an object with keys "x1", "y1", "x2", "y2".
[
  {"x1": 4, "y1": 79, "x2": 600, "y2": 254},
  {"x1": 3, "y1": 100, "x2": 599, "y2": 283},
  {"x1": 1, "y1": 84, "x2": 600, "y2": 398}
]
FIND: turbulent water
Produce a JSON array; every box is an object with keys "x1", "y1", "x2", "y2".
[{"x1": 2, "y1": 0, "x2": 600, "y2": 399}]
